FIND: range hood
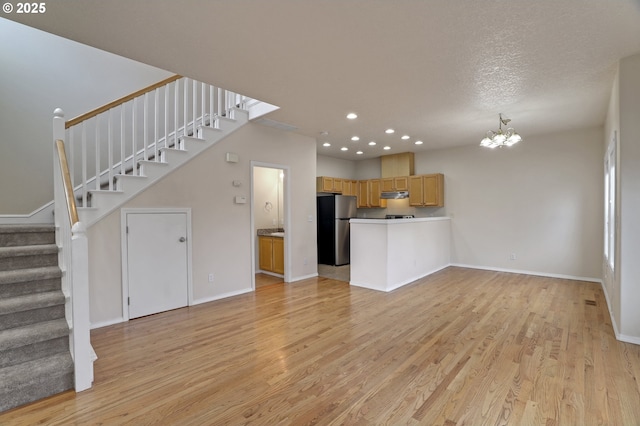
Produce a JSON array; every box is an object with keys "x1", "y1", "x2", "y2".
[{"x1": 380, "y1": 191, "x2": 409, "y2": 199}]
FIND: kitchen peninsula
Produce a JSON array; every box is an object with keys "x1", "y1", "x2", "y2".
[{"x1": 350, "y1": 217, "x2": 451, "y2": 291}]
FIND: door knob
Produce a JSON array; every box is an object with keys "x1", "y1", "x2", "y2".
[{"x1": 179, "y1": 237, "x2": 186, "y2": 242}]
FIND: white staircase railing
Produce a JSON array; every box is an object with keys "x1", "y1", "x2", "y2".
[
  {"x1": 64, "y1": 76, "x2": 253, "y2": 206},
  {"x1": 53, "y1": 109, "x2": 93, "y2": 392}
]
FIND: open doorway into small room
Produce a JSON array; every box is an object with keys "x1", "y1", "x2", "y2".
[{"x1": 251, "y1": 163, "x2": 290, "y2": 290}]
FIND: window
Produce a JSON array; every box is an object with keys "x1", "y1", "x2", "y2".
[{"x1": 604, "y1": 131, "x2": 616, "y2": 270}]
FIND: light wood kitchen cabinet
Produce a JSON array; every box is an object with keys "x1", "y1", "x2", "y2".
[
  {"x1": 342, "y1": 179, "x2": 358, "y2": 196},
  {"x1": 381, "y1": 176, "x2": 409, "y2": 192},
  {"x1": 409, "y1": 174, "x2": 444, "y2": 207},
  {"x1": 381, "y1": 177, "x2": 394, "y2": 192},
  {"x1": 333, "y1": 178, "x2": 343, "y2": 193},
  {"x1": 368, "y1": 179, "x2": 386, "y2": 208},
  {"x1": 394, "y1": 176, "x2": 409, "y2": 191},
  {"x1": 272, "y1": 237, "x2": 284, "y2": 274},
  {"x1": 357, "y1": 180, "x2": 370, "y2": 208},
  {"x1": 316, "y1": 176, "x2": 344, "y2": 193},
  {"x1": 381, "y1": 152, "x2": 415, "y2": 178},
  {"x1": 356, "y1": 179, "x2": 387, "y2": 208},
  {"x1": 259, "y1": 235, "x2": 284, "y2": 274}
]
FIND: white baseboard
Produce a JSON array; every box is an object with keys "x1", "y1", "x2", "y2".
[
  {"x1": 257, "y1": 269, "x2": 284, "y2": 279},
  {"x1": 90, "y1": 317, "x2": 125, "y2": 330},
  {"x1": 450, "y1": 263, "x2": 602, "y2": 283},
  {"x1": 598, "y1": 281, "x2": 640, "y2": 346},
  {"x1": 288, "y1": 272, "x2": 319, "y2": 282},
  {"x1": 350, "y1": 264, "x2": 450, "y2": 293},
  {"x1": 192, "y1": 288, "x2": 253, "y2": 305},
  {"x1": 91, "y1": 288, "x2": 253, "y2": 328},
  {"x1": 617, "y1": 333, "x2": 640, "y2": 345},
  {"x1": 599, "y1": 280, "x2": 620, "y2": 336}
]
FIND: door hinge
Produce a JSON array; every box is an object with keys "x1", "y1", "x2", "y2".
[
  {"x1": 126, "y1": 226, "x2": 129, "y2": 234},
  {"x1": 128, "y1": 297, "x2": 130, "y2": 305}
]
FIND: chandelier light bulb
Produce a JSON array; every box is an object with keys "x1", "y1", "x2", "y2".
[{"x1": 480, "y1": 114, "x2": 523, "y2": 148}]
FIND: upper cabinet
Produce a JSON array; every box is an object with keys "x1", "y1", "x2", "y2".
[
  {"x1": 318, "y1": 169, "x2": 443, "y2": 208},
  {"x1": 381, "y1": 176, "x2": 409, "y2": 192},
  {"x1": 317, "y1": 176, "x2": 359, "y2": 196},
  {"x1": 381, "y1": 152, "x2": 415, "y2": 178},
  {"x1": 356, "y1": 180, "x2": 387, "y2": 208},
  {"x1": 368, "y1": 179, "x2": 386, "y2": 208},
  {"x1": 356, "y1": 180, "x2": 370, "y2": 208},
  {"x1": 317, "y1": 176, "x2": 342, "y2": 193},
  {"x1": 342, "y1": 180, "x2": 358, "y2": 196},
  {"x1": 409, "y1": 174, "x2": 444, "y2": 207}
]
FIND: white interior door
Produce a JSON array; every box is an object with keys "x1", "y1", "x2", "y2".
[{"x1": 126, "y1": 212, "x2": 189, "y2": 319}]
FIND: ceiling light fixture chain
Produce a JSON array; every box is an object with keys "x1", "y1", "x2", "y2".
[{"x1": 480, "y1": 113, "x2": 523, "y2": 148}]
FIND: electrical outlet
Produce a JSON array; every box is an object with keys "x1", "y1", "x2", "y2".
[
  {"x1": 510, "y1": 253, "x2": 517, "y2": 260},
  {"x1": 208, "y1": 273, "x2": 214, "y2": 282}
]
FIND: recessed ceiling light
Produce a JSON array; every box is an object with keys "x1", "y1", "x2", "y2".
[
  {"x1": 341, "y1": 147, "x2": 348, "y2": 151},
  {"x1": 401, "y1": 135, "x2": 410, "y2": 140},
  {"x1": 383, "y1": 146, "x2": 391, "y2": 150},
  {"x1": 346, "y1": 113, "x2": 358, "y2": 120},
  {"x1": 356, "y1": 151, "x2": 363, "y2": 155},
  {"x1": 368, "y1": 141, "x2": 376, "y2": 146},
  {"x1": 323, "y1": 142, "x2": 331, "y2": 147},
  {"x1": 385, "y1": 128, "x2": 395, "y2": 134},
  {"x1": 351, "y1": 136, "x2": 360, "y2": 141},
  {"x1": 414, "y1": 140, "x2": 423, "y2": 145}
]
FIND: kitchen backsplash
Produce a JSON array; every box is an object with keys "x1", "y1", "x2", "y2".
[{"x1": 357, "y1": 199, "x2": 445, "y2": 219}]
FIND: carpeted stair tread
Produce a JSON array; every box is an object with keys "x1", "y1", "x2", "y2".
[
  {"x1": 0, "y1": 225, "x2": 55, "y2": 247},
  {"x1": 0, "y1": 266, "x2": 62, "y2": 285},
  {"x1": 0, "y1": 352, "x2": 74, "y2": 412},
  {"x1": 0, "y1": 225, "x2": 54, "y2": 234},
  {"x1": 0, "y1": 352, "x2": 73, "y2": 386},
  {"x1": 0, "y1": 244, "x2": 58, "y2": 272},
  {"x1": 0, "y1": 290, "x2": 65, "y2": 316},
  {"x1": 0, "y1": 244, "x2": 58, "y2": 258},
  {"x1": 0, "y1": 318, "x2": 69, "y2": 351}
]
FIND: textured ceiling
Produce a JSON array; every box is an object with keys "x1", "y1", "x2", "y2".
[{"x1": 6, "y1": 1, "x2": 640, "y2": 160}]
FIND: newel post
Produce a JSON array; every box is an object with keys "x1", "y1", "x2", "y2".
[
  {"x1": 53, "y1": 109, "x2": 65, "y2": 223},
  {"x1": 53, "y1": 108, "x2": 65, "y2": 141},
  {"x1": 71, "y1": 221, "x2": 93, "y2": 391}
]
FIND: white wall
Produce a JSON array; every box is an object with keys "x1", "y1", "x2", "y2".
[
  {"x1": 617, "y1": 53, "x2": 640, "y2": 341},
  {"x1": 416, "y1": 127, "x2": 604, "y2": 280},
  {"x1": 316, "y1": 155, "x2": 356, "y2": 179},
  {"x1": 0, "y1": 19, "x2": 173, "y2": 214},
  {"x1": 87, "y1": 123, "x2": 317, "y2": 326},
  {"x1": 354, "y1": 158, "x2": 381, "y2": 180}
]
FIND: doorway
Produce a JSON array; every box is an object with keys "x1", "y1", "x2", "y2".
[
  {"x1": 251, "y1": 162, "x2": 290, "y2": 289},
  {"x1": 121, "y1": 208, "x2": 192, "y2": 319}
]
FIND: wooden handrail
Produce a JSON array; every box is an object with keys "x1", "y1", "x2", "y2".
[
  {"x1": 55, "y1": 139, "x2": 79, "y2": 225},
  {"x1": 65, "y1": 75, "x2": 182, "y2": 129}
]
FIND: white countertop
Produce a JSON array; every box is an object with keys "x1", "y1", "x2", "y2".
[{"x1": 351, "y1": 217, "x2": 451, "y2": 224}]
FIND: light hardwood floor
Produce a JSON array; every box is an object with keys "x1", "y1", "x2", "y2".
[{"x1": 2, "y1": 267, "x2": 640, "y2": 425}]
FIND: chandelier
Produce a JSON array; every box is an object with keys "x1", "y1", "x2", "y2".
[{"x1": 480, "y1": 113, "x2": 523, "y2": 148}]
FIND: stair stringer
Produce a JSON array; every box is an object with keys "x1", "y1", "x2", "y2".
[{"x1": 77, "y1": 109, "x2": 249, "y2": 228}]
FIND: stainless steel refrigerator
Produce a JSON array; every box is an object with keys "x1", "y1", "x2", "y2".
[{"x1": 317, "y1": 194, "x2": 357, "y2": 266}]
